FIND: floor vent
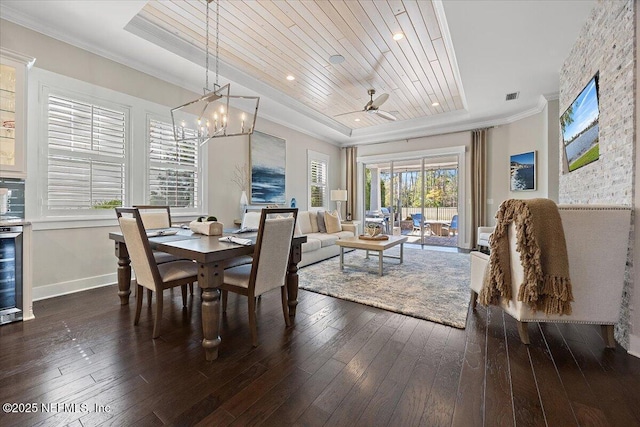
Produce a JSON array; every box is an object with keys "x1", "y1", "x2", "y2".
[{"x1": 505, "y1": 92, "x2": 520, "y2": 101}]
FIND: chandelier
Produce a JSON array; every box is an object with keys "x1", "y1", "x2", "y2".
[{"x1": 171, "y1": 0, "x2": 259, "y2": 145}]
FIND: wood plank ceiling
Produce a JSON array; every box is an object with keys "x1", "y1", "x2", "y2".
[{"x1": 136, "y1": 0, "x2": 465, "y2": 130}]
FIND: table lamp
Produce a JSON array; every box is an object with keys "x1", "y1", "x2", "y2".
[{"x1": 330, "y1": 189, "x2": 348, "y2": 220}]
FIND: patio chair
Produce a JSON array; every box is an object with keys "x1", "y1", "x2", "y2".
[
  {"x1": 411, "y1": 213, "x2": 423, "y2": 233},
  {"x1": 442, "y1": 214, "x2": 458, "y2": 236}
]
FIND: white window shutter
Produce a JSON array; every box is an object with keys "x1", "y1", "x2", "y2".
[
  {"x1": 46, "y1": 94, "x2": 126, "y2": 211},
  {"x1": 147, "y1": 119, "x2": 199, "y2": 208}
]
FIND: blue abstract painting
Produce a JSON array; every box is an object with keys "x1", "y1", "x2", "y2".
[{"x1": 250, "y1": 131, "x2": 286, "y2": 204}]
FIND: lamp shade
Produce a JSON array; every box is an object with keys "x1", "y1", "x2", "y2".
[{"x1": 330, "y1": 189, "x2": 348, "y2": 202}]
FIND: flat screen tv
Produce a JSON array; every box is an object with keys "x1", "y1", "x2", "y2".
[{"x1": 561, "y1": 73, "x2": 600, "y2": 172}]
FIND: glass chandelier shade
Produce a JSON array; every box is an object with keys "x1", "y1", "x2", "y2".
[{"x1": 171, "y1": 0, "x2": 259, "y2": 145}]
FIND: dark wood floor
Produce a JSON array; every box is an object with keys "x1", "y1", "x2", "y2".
[{"x1": 1, "y1": 284, "x2": 639, "y2": 427}]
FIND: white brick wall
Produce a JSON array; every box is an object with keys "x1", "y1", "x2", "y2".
[{"x1": 559, "y1": 0, "x2": 635, "y2": 348}]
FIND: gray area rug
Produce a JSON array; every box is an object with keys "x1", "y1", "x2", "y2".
[{"x1": 299, "y1": 247, "x2": 470, "y2": 329}]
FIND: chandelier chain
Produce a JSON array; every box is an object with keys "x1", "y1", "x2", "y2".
[
  {"x1": 205, "y1": 0, "x2": 210, "y2": 92},
  {"x1": 215, "y1": 0, "x2": 219, "y2": 87}
]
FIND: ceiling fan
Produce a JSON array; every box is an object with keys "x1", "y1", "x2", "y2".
[{"x1": 335, "y1": 89, "x2": 397, "y2": 121}]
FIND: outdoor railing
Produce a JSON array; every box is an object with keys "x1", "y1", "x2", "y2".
[
  {"x1": 365, "y1": 207, "x2": 458, "y2": 222},
  {"x1": 401, "y1": 207, "x2": 457, "y2": 221}
]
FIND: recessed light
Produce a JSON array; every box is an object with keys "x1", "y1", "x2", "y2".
[
  {"x1": 286, "y1": 75, "x2": 295, "y2": 81},
  {"x1": 393, "y1": 32, "x2": 404, "y2": 41},
  {"x1": 329, "y1": 54, "x2": 345, "y2": 64},
  {"x1": 432, "y1": 102, "x2": 439, "y2": 106},
  {"x1": 355, "y1": 118, "x2": 361, "y2": 122}
]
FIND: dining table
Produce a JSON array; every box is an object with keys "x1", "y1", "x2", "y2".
[{"x1": 108, "y1": 228, "x2": 307, "y2": 361}]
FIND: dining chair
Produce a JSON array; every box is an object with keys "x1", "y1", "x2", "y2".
[
  {"x1": 219, "y1": 208, "x2": 297, "y2": 346},
  {"x1": 241, "y1": 209, "x2": 261, "y2": 230},
  {"x1": 116, "y1": 207, "x2": 198, "y2": 339},
  {"x1": 131, "y1": 205, "x2": 194, "y2": 297}
]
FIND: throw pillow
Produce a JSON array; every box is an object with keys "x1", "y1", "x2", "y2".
[
  {"x1": 310, "y1": 211, "x2": 319, "y2": 233},
  {"x1": 316, "y1": 210, "x2": 327, "y2": 233},
  {"x1": 294, "y1": 217, "x2": 303, "y2": 236},
  {"x1": 297, "y1": 211, "x2": 313, "y2": 234},
  {"x1": 324, "y1": 210, "x2": 342, "y2": 234}
]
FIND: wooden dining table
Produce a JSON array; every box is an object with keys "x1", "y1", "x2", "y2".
[{"x1": 108, "y1": 229, "x2": 307, "y2": 361}]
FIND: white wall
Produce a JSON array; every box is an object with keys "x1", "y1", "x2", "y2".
[
  {"x1": 1, "y1": 19, "x2": 340, "y2": 300},
  {"x1": 486, "y1": 102, "x2": 558, "y2": 225},
  {"x1": 207, "y1": 118, "x2": 341, "y2": 227}
]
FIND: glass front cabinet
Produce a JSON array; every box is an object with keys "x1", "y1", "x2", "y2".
[{"x1": 0, "y1": 49, "x2": 35, "y2": 178}]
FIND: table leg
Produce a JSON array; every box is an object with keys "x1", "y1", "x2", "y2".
[
  {"x1": 400, "y1": 243, "x2": 404, "y2": 264},
  {"x1": 379, "y1": 251, "x2": 383, "y2": 276},
  {"x1": 340, "y1": 247, "x2": 344, "y2": 271},
  {"x1": 287, "y1": 240, "x2": 303, "y2": 318},
  {"x1": 115, "y1": 242, "x2": 131, "y2": 305},
  {"x1": 199, "y1": 262, "x2": 223, "y2": 361}
]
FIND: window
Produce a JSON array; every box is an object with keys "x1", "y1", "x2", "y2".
[
  {"x1": 147, "y1": 118, "x2": 199, "y2": 208},
  {"x1": 308, "y1": 150, "x2": 329, "y2": 210},
  {"x1": 46, "y1": 94, "x2": 127, "y2": 212}
]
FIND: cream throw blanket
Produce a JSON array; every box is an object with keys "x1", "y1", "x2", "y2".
[{"x1": 480, "y1": 199, "x2": 573, "y2": 315}]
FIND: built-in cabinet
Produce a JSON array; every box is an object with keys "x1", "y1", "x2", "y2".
[{"x1": 0, "y1": 49, "x2": 35, "y2": 179}]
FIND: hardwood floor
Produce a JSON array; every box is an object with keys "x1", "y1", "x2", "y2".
[{"x1": 1, "y1": 284, "x2": 639, "y2": 426}]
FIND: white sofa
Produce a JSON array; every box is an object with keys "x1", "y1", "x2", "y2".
[
  {"x1": 295, "y1": 210, "x2": 357, "y2": 267},
  {"x1": 470, "y1": 204, "x2": 631, "y2": 347}
]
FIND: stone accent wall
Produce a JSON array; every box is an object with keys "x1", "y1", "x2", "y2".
[{"x1": 559, "y1": 0, "x2": 635, "y2": 347}]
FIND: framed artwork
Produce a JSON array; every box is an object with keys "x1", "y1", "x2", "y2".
[
  {"x1": 510, "y1": 151, "x2": 536, "y2": 191},
  {"x1": 250, "y1": 130, "x2": 286, "y2": 204}
]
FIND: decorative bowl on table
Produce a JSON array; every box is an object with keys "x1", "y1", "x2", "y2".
[{"x1": 365, "y1": 223, "x2": 382, "y2": 237}]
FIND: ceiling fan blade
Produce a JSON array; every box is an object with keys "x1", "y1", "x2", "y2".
[
  {"x1": 371, "y1": 93, "x2": 389, "y2": 109},
  {"x1": 334, "y1": 110, "x2": 362, "y2": 118},
  {"x1": 376, "y1": 110, "x2": 397, "y2": 121}
]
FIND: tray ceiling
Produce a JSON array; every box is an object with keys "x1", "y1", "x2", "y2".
[
  {"x1": 129, "y1": 0, "x2": 465, "y2": 131},
  {"x1": 0, "y1": 0, "x2": 597, "y2": 145}
]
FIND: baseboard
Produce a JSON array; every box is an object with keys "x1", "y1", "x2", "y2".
[
  {"x1": 32, "y1": 273, "x2": 118, "y2": 301},
  {"x1": 629, "y1": 334, "x2": 640, "y2": 359}
]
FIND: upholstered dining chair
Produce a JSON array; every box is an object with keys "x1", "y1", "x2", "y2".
[
  {"x1": 116, "y1": 207, "x2": 198, "y2": 339},
  {"x1": 132, "y1": 205, "x2": 194, "y2": 296},
  {"x1": 220, "y1": 208, "x2": 297, "y2": 346}
]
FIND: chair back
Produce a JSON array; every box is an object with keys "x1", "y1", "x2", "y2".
[
  {"x1": 115, "y1": 207, "x2": 162, "y2": 291},
  {"x1": 249, "y1": 208, "x2": 297, "y2": 296},
  {"x1": 241, "y1": 210, "x2": 261, "y2": 229},
  {"x1": 450, "y1": 215, "x2": 458, "y2": 229},
  {"x1": 412, "y1": 213, "x2": 422, "y2": 227},
  {"x1": 133, "y1": 205, "x2": 171, "y2": 229}
]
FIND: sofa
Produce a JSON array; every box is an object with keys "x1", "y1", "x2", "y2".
[
  {"x1": 295, "y1": 210, "x2": 357, "y2": 268},
  {"x1": 470, "y1": 204, "x2": 631, "y2": 347}
]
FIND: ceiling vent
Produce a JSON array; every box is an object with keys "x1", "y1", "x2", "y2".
[{"x1": 505, "y1": 92, "x2": 520, "y2": 101}]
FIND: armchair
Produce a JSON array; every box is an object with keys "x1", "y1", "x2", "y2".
[
  {"x1": 470, "y1": 205, "x2": 631, "y2": 348},
  {"x1": 476, "y1": 226, "x2": 494, "y2": 252}
]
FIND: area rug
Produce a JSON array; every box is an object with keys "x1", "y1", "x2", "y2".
[{"x1": 298, "y1": 247, "x2": 470, "y2": 328}]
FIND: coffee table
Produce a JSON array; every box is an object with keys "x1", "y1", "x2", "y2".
[{"x1": 336, "y1": 235, "x2": 408, "y2": 276}]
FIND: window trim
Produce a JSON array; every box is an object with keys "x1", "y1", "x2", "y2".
[
  {"x1": 29, "y1": 68, "x2": 204, "y2": 226},
  {"x1": 307, "y1": 149, "x2": 329, "y2": 211},
  {"x1": 40, "y1": 84, "x2": 130, "y2": 218}
]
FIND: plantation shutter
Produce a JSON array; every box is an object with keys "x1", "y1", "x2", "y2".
[
  {"x1": 46, "y1": 95, "x2": 126, "y2": 211},
  {"x1": 309, "y1": 159, "x2": 327, "y2": 208},
  {"x1": 148, "y1": 119, "x2": 198, "y2": 208}
]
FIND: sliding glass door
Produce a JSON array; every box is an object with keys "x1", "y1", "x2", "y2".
[{"x1": 363, "y1": 156, "x2": 459, "y2": 247}]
